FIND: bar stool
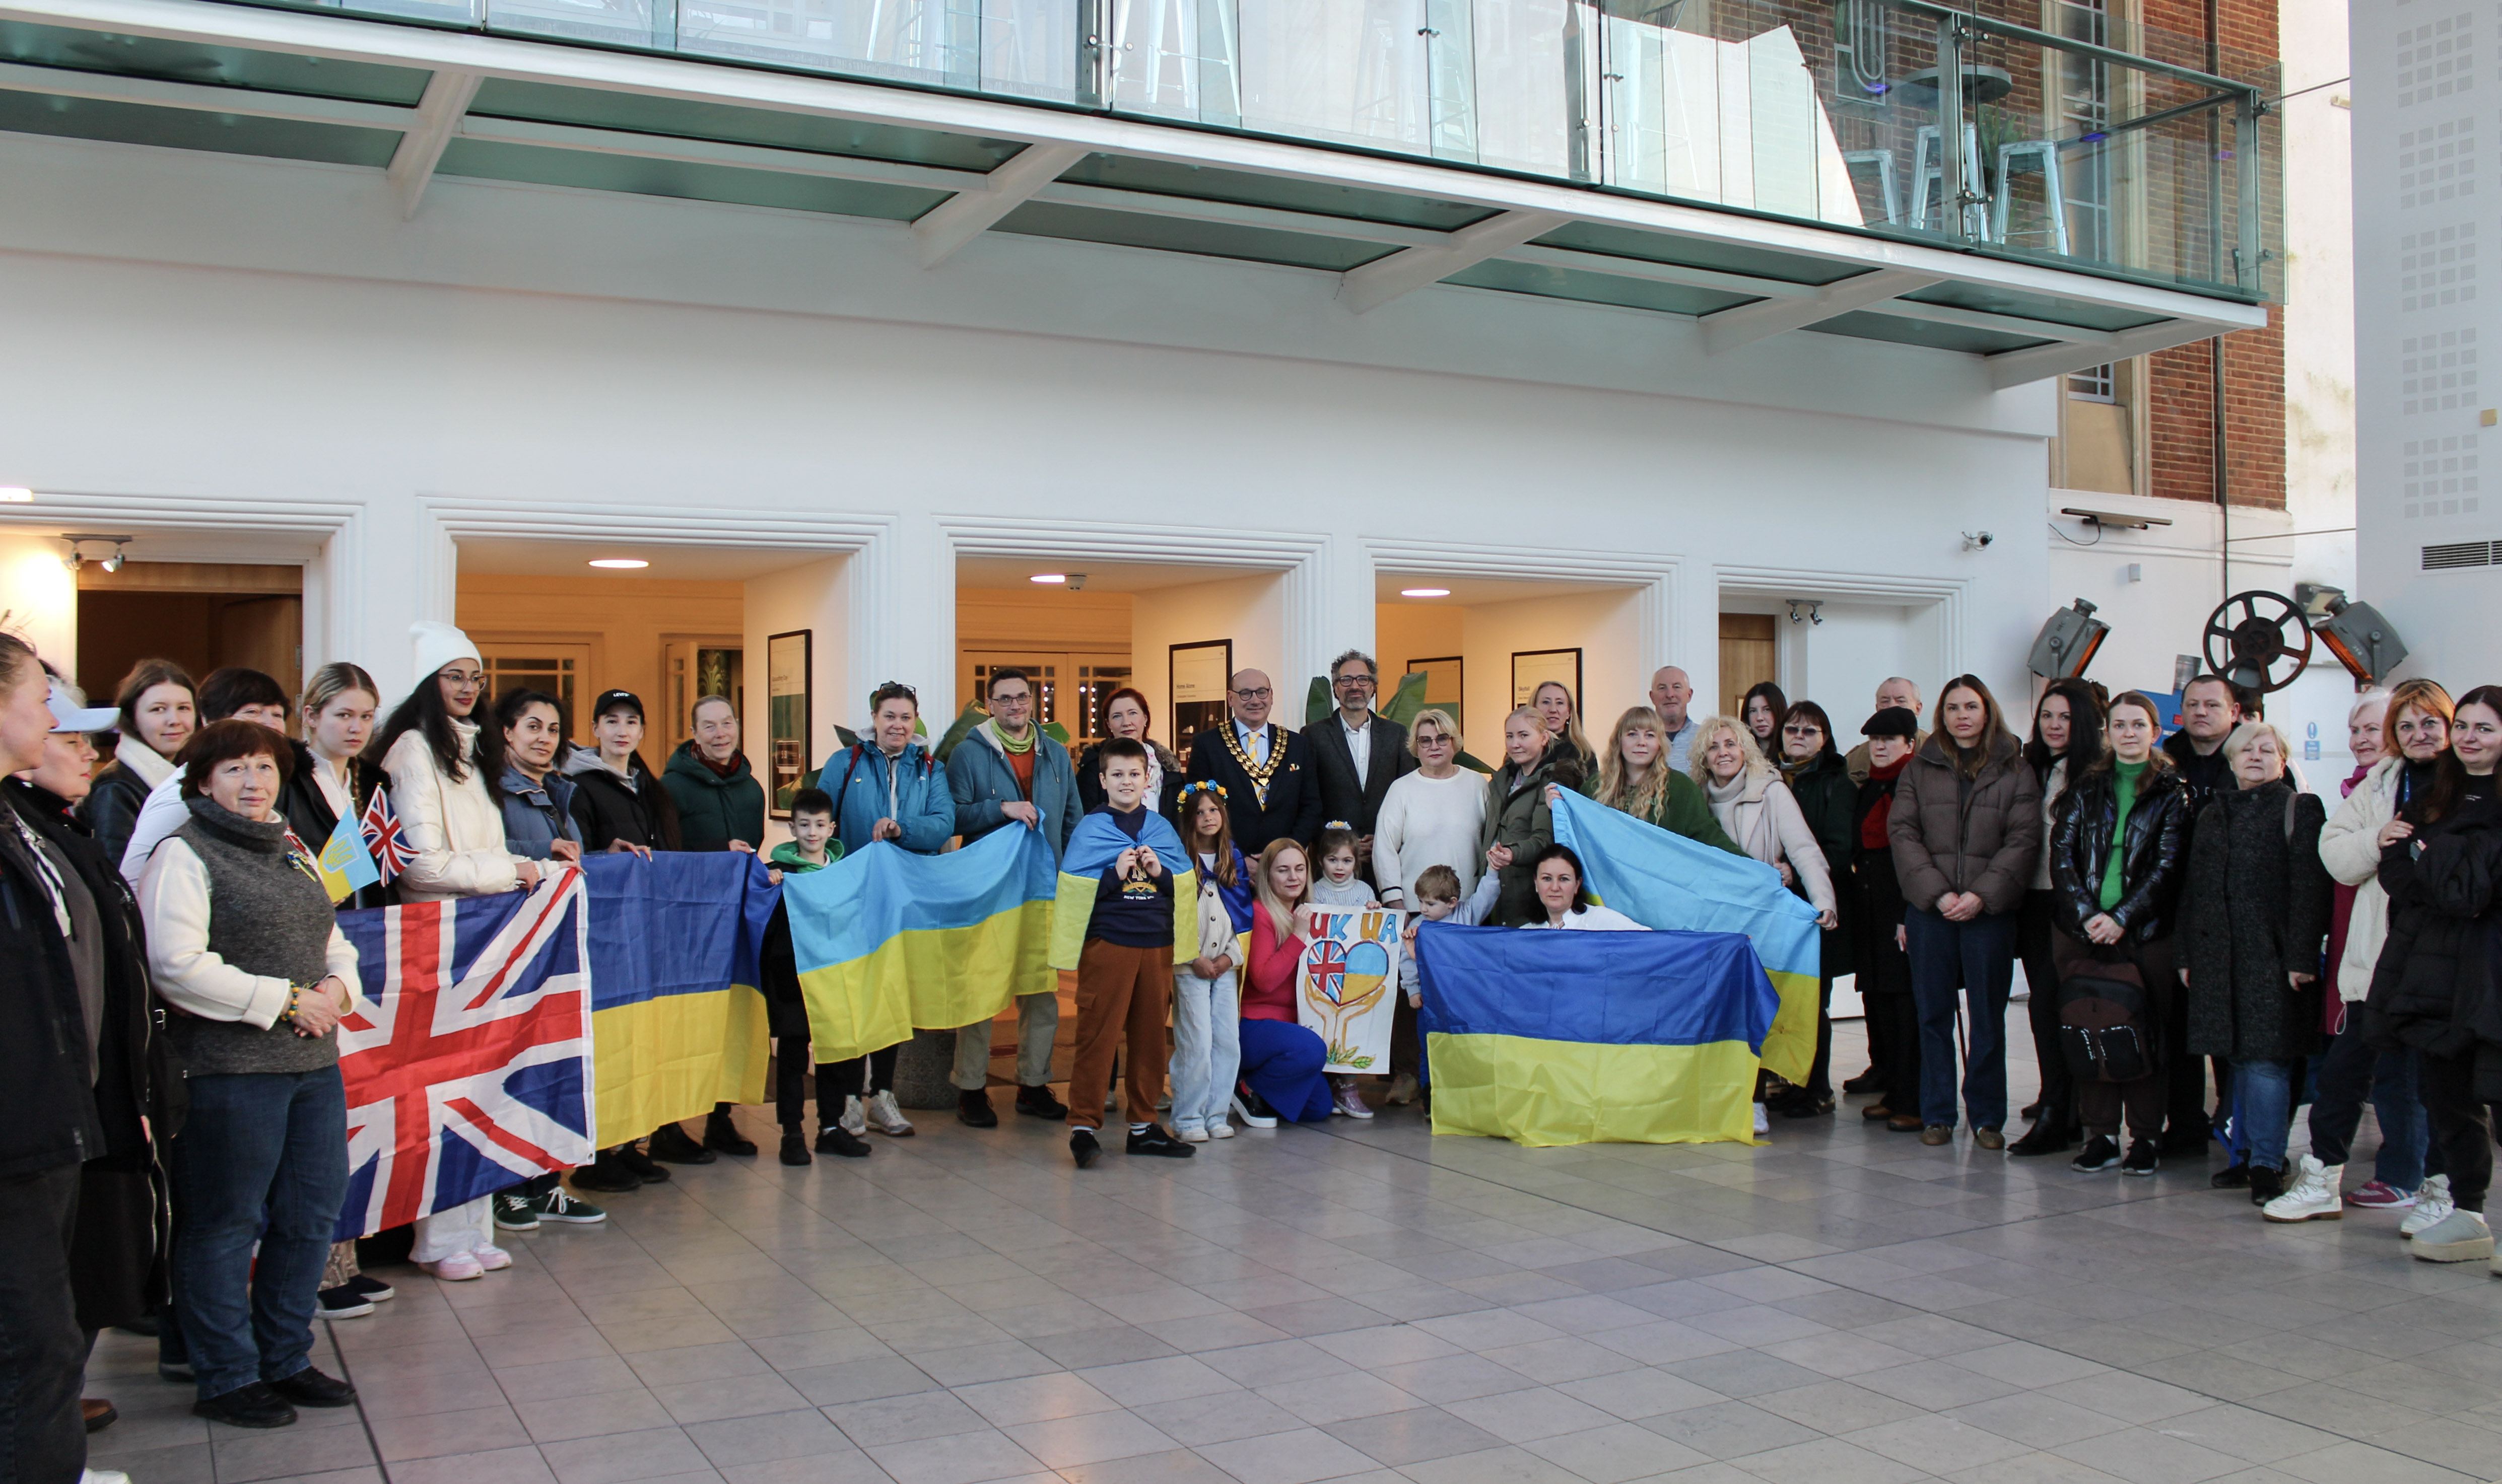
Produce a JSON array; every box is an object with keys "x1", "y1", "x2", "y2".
[
  {"x1": 1842, "y1": 149, "x2": 1900, "y2": 225},
  {"x1": 1991, "y1": 139, "x2": 2071, "y2": 255},
  {"x1": 1908, "y1": 122, "x2": 1988, "y2": 239}
]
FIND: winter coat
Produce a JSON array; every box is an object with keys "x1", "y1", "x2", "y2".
[
  {"x1": 280, "y1": 743, "x2": 387, "y2": 910},
  {"x1": 1888, "y1": 732, "x2": 2041, "y2": 917},
  {"x1": 2320, "y1": 755, "x2": 2411, "y2": 1004},
  {"x1": 385, "y1": 724, "x2": 525, "y2": 903},
  {"x1": 1076, "y1": 739, "x2": 1185, "y2": 830},
  {"x1": 1782, "y1": 752, "x2": 1857, "y2": 976},
  {"x1": 1302, "y1": 713, "x2": 1416, "y2": 838},
  {"x1": 661, "y1": 743, "x2": 767, "y2": 853},
  {"x1": 1601, "y1": 770, "x2": 1742, "y2": 856},
  {"x1": 1477, "y1": 748, "x2": 1573, "y2": 927},
  {"x1": 498, "y1": 765, "x2": 583, "y2": 861},
  {"x1": 564, "y1": 749, "x2": 683, "y2": 854},
  {"x1": 80, "y1": 735, "x2": 177, "y2": 871},
  {"x1": 2161, "y1": 728, "x2": 2238, "y2": 821},
  {"x1": 0, "y1": 799, "x2": 105, "y2": 1178},
  {"x1": 806, "y1": 742, "x2": 956, "y2": 858},
  {"x1": 2182, "y1": 780, "x2": 2331, "y2": 1062},
  {"x1": 948, "y1": 722, "x2": 1081, "y2": 863},
  {"x1": 2047, "y1": 763, "x2": 2189, "y2": 946},
  {"x1": 2363, "y1": 792, "x2": 2502, "y2": 1093},
  {"x1": 1705, "y1": 771, "x2": 1837, "y2": 917},
  {"x1": 1848, "y1": 771, "x2": 1912, "y2": 998}
]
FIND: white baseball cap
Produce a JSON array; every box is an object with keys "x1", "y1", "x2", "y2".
[{"x1": 47, "y1": 679, "x2": 118, "y2": 734}]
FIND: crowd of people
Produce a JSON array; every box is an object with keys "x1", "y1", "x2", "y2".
[{"x1": 4, "y1": 620, "x2": 2499, "y2": 1484}]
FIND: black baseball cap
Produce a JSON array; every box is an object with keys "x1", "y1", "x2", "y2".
[
  {"x1": 591, "y1": 688, "x2": 644, "y2": 722},
  {"x1": 1861, "y1": 706, "x2": 1920, "y2": 740}
]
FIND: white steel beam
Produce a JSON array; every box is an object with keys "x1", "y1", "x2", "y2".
[
  {"x1": 0, "y1": 58, "x2": 418, "y2": 128},
  {"x1": 1702, "y1": 269, "x2": 1942, "y2": 352},
  {"x1": 459, "y1": 114, "x2": 980, "y2": 193},
  {"x1": 911, "y1": 141, "x2": 1087, "y2": 267},
  {"x1": 1986, "y1": 318, "x2": 2224, "y2": 387},
  {"x1": 1337, "y1": 209, "x2": 1571, "y2": 313},
  {"x1": 386, "y1": 68, "x2": 480, "y2": 220},
  {"x1": 1861, "y1": 297, "x2": 2123, "y2": 345}
]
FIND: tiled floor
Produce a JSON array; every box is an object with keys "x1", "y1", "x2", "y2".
[{"x1": 89, "y1": 1010, "x2": 2502, "y2": 1484}]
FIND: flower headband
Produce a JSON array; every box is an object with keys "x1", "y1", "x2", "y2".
[{"x1": 1178, "y1": 780, "x2": 1229, "y2": 801}]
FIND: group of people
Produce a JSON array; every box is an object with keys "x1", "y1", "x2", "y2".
[{"x1": 8, "y1": 620, "x2": 2500, "y2": 1484}]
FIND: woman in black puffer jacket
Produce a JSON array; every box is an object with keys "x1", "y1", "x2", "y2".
[{"x1": 2364, "y1": 685, "x2": 2502, "y2": 1264}]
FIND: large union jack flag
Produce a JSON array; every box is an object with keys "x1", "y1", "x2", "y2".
[{"x1": 331, "y1": 868, "x2": 596, "y2": 1241}]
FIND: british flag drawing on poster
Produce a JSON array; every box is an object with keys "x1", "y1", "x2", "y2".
[{"x1": 331, "y1": 868, "x2": 596, "y2": 1241}]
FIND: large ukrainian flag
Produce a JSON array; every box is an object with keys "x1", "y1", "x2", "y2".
[
  {"x1": 1550, "y1": 788, "x2": 1823, "y2": 1084},
  {"x1": 1050, "y1": 810, "x2": 1199, "y2": 969},
  {"x1": 583, "y1": 852, "x2": 780, "y2": 1148},
  {"x1": 781, "y1": 824, "x2": 1059, "y2": 1064},
  {"x1": 1414, "y1": 923, "x2": 1780, "y2": 1146}
]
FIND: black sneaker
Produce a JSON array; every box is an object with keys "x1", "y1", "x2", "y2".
[
  {"x1": 194, "y1": 1381, "x2": 296, "y2": 1429},
  {"x1": 647, "y1": 1123, "x2": 716, "y2": 1165},
  {"x1": 1016, "y1": 1085, "x2": 1068, "y2": 1119},
  {"x1": 315, "y1": 1285, "x2": 374, "y2": 1319},
  {"x1": 814, "y1": 1125, "x2": 871, "y2": 1158},
  {"x1": 533, "y1": 1188, "x2": 605, "y2": 1225},
  {"x1": 1126, "y1": 1125, "x2": 1196, "y2": 1158},
  {"x1": 780, "y1": 1130, "x2": 812, "y2": 1166},
  {"x1": 2071, "y1": 1136, "x2": 2122, "y2": 1172},
  {"x1": 614, "y1": 1145, "x2": 670, "y2": 1184},
  {"x1": 2121, "y1": 1140, "x2": 2161, "y2": 1177},
  {"x1": 1070, "y1": 1128, "x2": 1102, "y2": 1169},
  {"x1": 2007, "y1": 1123, "x2": 2076, "y2": 1157},
  {"x1": 571, "y1": 1150, "x2": 644, "y2": 1192},
  {"x1": 957, "y1": 1089, "x2": 999, "y2": 1128},
  {"x1": 2211, "y1": 1161, "x2": 2252, "y2": 1189},
  {"x1": 2249, "y1": 1164, "x2": 2288, "y2": 1205},
  {"x1": 345, "y1": 1274, "x2": 395, "y2": 1302},
  {"x1": 1778, "y1": 1094, "x2": 1836, "y2": 1118},
  {"x1": 490, "y1": 1192, "x2": 540, "y2": 1232},
  {"x1": 266, "y1": 1367, "x2": 356, "y2": 1408},
  {"x1": 703, "y1": 1108, "x2": 757, "y2": 1157}
]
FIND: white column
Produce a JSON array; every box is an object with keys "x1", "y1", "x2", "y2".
[
  {"x1": 357, "y1": 500, "x2": 436, "y2": 703},
  {"x1": 1284, "y1": 536, "x2": 1372, "y2": 722},
  {"x1": 1673, "y1": 563, "x2": 1719, "y2": 721},
  {"x1": 845, "y1": 517, "x2": 945, "y2": 729}
]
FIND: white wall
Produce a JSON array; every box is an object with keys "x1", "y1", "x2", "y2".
[
  {"x1": 1775, "y1": 602, "x2": 1926, "y2": 726},
  {"x1": 0, "y1": 531, "x2": 77, "y2": 682},
  {"x1": 1130, "y1": 575, "x2": 1287, "y2": 739},
  {"x1": 745, "y1": 554, "x2": 853, "y2": 756}
]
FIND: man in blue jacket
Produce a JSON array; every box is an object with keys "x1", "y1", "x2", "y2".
[{"x1": 945, "y1": 668, "x2": 1079, "y2": 1128}]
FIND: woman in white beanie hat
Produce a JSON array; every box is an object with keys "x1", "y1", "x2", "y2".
[{"x1": 373, "y1": 622, "x2": 543, "y2": 1282}]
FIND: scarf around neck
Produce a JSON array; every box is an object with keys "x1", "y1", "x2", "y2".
[{"x1": 116, "y1": 731, "x2": 178, "y2": 790}]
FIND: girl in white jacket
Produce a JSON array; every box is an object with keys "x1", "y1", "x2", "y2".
[{"x1": 374, "y1": 623, "x2": 541, "y2": 1280}]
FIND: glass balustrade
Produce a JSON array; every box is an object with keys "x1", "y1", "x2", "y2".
[{"x1": 254, "y1": 0, "x2": 2281, "y2": 298}]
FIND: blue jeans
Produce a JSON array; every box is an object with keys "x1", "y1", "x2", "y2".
[
  {"x1": 2228, "y1": 1058, "x2": 2303, "y2": 1173},
  {"x1": 1169, "y1": 967, "x2": 1241, "y2": 1135},
  {"x1": 2307, "y1": 1018, "x2": 2437, "y2": 1187},
  {"x1": 1905, "y1": 906, "x2": 2017, "y2": 1129},
  {"x1": 169, "y1": 1068, "x2": 349, "y2": 1401},
  {"x1": 1236, "y1": 1018, "x2": 1334, "y2": 1123}
]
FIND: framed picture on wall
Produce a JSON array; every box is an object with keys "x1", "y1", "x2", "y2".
[
  {"x1": 1406, "y1": 656, "x2": 1462, "y2": 718},
  {"x1": 1170, "y1": 640, "x2": 1234, "y2": 757},
  {"x1": 1512, "y1": 648, "x2": 1583, "y2": 712},
  {"x1": 766, "y1": 629, "x2": 810, "y2": 819}
]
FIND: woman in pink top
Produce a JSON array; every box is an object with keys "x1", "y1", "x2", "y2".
[{"x1": 1232, "y1": 839, "x2": 1336, "y2": 1127}]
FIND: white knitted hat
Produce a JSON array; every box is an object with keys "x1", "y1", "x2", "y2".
[{"x1": 411, "y1": 620, "x2": 481, "y2": 683}]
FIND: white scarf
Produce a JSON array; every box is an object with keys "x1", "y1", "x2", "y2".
[{"x1": 116, "y1": 732, "x2": 177, "y2": 791}]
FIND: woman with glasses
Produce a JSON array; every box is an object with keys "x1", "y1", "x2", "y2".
[
  {"x1": 1772, "y1": 700, "x2": 1855, "y2": 1117},
  {"x1": 1371, "y1": 708, "x2": 1486, "y2": 1104}
]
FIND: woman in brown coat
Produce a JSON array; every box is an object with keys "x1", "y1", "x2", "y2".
[{"x1": 1888, "y1": 675, "x2": 2043, "y2": 1148}]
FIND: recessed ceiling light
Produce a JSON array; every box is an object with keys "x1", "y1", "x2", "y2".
[
  {"x1": 0, "y1": 487, "x2": 32, "y2": 503},
  {"x1": 1401, "y1": 587, "x2": 1452, "y2": 598},
  {"x1": 1030, "y1": 573, "x2": 1068, "y2": 584},
  {"x1": 588, "y1": 558, "x2": 649, "y2": 570}
]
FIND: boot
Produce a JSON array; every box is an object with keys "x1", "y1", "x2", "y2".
[
  {"x1": 957, "y1": 1089, "x2": 999, "y2": 1127},
  {"x1": 779, "y1": 1129, "x2": 812, "y2": 1167},
  {"x1": 647, "y1": 1123, "x2": 716, "y2": 1165},
  {"x1": 1016, "y1": 1084, "x2": 1068, "y2": 1119},
  {"x1": 2260, "y1": 1156, "x2": 2343, "y2": 1222},
  {"x1": 704, "y1": 1106, "x2": 757, "y2": 1157},
  {"x1": 814, "y1": 1124, "x2": 871, "y2": 1158}
]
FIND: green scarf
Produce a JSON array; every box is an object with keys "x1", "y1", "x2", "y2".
[{"x1": 2099, "y1": 758, "x2": 2147, "y2": 912}]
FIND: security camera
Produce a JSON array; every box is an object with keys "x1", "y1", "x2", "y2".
[
  {"x1": 1066, "y1": 573, "x2": 1088, "y2": 591},
  {"x1": 1962, "y1": 531, "x2": 1995, "y2": 550}
]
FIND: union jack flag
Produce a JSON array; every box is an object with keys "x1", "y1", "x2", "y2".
[
  {"x1": 331, "y1": 868, "x2": 595, "y2": 1241},
  {"x1": 359, "y1": 788, "x2": 416, "y2": 886}
]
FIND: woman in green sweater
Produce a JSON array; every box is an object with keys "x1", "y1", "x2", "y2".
[{"x1": 1592, "y1": 706, "x2": 1742, "y2": 854}]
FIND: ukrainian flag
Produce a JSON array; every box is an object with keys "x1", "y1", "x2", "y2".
[
  {"x1": 1550, "y1": 788, "x2": 1823, "y2": 1085},
  {"x1": 1415, "y1": 924, "x2": 1779, "y2": 1146},
  {"x1": 781, "y1": 824, "x2": 1059, "y2": 1064},
  {"x1": 1050, "y1": 811, "x2": 1199, "y2": 969},
  {"x1": 583, "y1": 852, "x2": 780, "y2": 1149}
]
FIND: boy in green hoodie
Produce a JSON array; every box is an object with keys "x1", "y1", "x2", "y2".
[{"x1": 762, "y1": 790, "x2": 866, "y2": 1164}]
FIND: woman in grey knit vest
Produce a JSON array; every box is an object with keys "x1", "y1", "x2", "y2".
[{"x1": 137, "y1": 720, "x2": 361, "y2": 1432}]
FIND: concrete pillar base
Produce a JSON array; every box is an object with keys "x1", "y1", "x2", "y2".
[{"x1": 892, "y1": 1027, "x2": 963, "y2": 1110}]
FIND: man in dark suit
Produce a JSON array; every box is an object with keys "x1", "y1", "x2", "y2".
[
  {"x1": 1185, "y1": 668, "x2": 1321, "y2": 854},
  {"x1": 1302, "y1": 649, "x2": 1415, "y2": 887}
]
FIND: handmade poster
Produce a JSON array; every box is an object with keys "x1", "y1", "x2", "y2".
[{"x1": 1298, "y1": 908, "x2": 1403, "y2": 1074}]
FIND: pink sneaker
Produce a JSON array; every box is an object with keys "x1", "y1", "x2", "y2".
[
  {"x1": 420, "y1": 1252, "x2": 485, "y2": 1282},
  {"x1": 472, "y1": 1244, "x2": 514, "y2": 1271},
  {"x1": 2345, "y1": 1180, "x2": 2420, "y2": 1210}
]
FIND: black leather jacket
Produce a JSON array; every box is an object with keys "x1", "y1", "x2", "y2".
[
  {"x1": 77, "y1": 760, "x2": 155, "y2": 871},
  {"x1": 2049, "y1": 763, "x2": 2189, "y2": 944}
]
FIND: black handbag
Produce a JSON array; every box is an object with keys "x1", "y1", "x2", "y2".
[{"x1": 2058, "y1": 958, "x2": 2156, "y2": 1084}]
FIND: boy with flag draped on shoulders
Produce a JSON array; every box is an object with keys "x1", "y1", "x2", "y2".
[{"x1": 1053, "y1": 737, "x2": 1201, "y2": 1168}]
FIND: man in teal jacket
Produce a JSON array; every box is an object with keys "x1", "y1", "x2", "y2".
[
  {"x1": 661, "y1": 695, "x2": 766, "y2": 853},
  {"x1": 944, "y1": 668, "x2": 1079, "y2": 1129}
]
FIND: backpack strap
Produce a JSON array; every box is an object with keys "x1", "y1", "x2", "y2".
[{"x1": 835, "y1": 744, "x2": 867, "y2": 807}]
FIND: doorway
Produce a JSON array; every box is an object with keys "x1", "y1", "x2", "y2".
[
  {"x1": 1718, "y1": 613, "x2": 1778, "y2": 717},
  {"x1": 76, "y1": 561, "x2": 304, "y2": 703}
]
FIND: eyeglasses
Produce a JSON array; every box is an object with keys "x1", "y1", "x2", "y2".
[
  {"x1": 1232, "y1": 687, "x2": 1272, "y2": 701},
  {"x1": 1781, "y1": 722, "x2": 1823, "y2": 736},
  {"x1": 1333, "y1": 675, "x2": 1377, "y2": 689},
  {"x1": 874, "y1": 682, "x2": 918, "y2": 699}
]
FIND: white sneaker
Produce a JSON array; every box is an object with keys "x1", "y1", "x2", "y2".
[
  {"x1": 839, "y1": 1095, "x2": 867, "y2": 1137},
  {"x1": 83, "y1": 1469, "x2": 132, "y2": 1484},
  {"x1": 472, "y1": 1243, "x2": 513, "y2": 1271},
  {"x1": 1333, "y1": 1083, "x2": 1374, "y2": 1119},
  {"x1": 1208, "y1": 1122, "x2": 1236, "y2": 1139},
  {"x1": 1178, "y1": 1126, "x2": 1209, "y2": 1143},
  {"x1": 2402, "y1": 1175, "x2": 2456, "y2": 1237},
  {"x1": 420, "y1": 1252, "x2": 485, "y2": 1282},
  {"x1": 2261, "y1": 1156, "x2": 2344, "y2": 1223},
  {"x1": 1230, "y1": 1093, "x2": 1277, "y2": 1129},
  {"x1": 865, "y1": 1090, "x2": 915, "y2": 1136},
  {"x1": 2410, "y1": 1208, "x2": 2493, "y2": 1263},
  {"x1": 1752, "y1": 1103, "x2": 1771, "y2": 1137}
]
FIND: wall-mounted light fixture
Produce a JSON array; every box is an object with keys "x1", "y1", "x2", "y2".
[
  {"x1": 61, "y1": 533, "x2": 132, "y2": 573},
  {"x1": 1785, "y1": 599, "x2": 1823, "y2": 626}
]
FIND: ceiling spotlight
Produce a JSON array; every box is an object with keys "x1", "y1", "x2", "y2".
[
  {"x1": 101, "y1": 548, "x2": 125, "y2": 574},
  {"x1": 0, "y1": 487, "x2": 31, "y2": 503},
  {"x1": 588, "y1": 558, "x2": 649, "y2": 570},
  {"x1": 61, "y1": 533, "x2": 133, "y2": 574},
  {"x1": 1400, "y1": 587, "x2": 1451, "y2": 598},
  {"x1": 1786, "y1": 599, "x2": 1824, "y2": 626},
  {"x1": 1030, "y1": 573, "x2": 1067, "y2": 585}
]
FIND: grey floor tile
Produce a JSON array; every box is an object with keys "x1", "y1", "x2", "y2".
[
  {"x1": 1637, "y1": 1400, "x2": 1823, "y2": 1460},
  {"x1": 1320, "y1": 1405, "x2": 1503, "y2": 1466},
  {"x1": 1194, "y1": 1426, "x2": 1397, "y2": 1484}
]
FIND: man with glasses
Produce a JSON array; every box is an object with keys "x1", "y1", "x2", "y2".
[
  {"x1": 1185, "y1": 669, "x2": 1321, "y2": 853},
  {"x1": 1303, "y1": 650, "x2": 1416, "y2": 885},
  {"x1": 945, "y1": 668, "x2": 1079, "y2": 1127}
]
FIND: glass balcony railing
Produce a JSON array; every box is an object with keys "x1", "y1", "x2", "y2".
[{"x1": 247, "y1": 0, "x2": 2284, "y2": 299}]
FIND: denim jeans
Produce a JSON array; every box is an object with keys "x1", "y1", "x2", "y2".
[
  {"x1": 1169, "y1": 966, "x2": 1241, "y2": 1135},
  {"x1": 2307, "y1": 1019, "x2": 2436, "y2": 1188},
  {"x1": 1904, "y1": 906, "x2": 2017, "y2": 1129},
  {"x1": 169, "y1": 1068, "x2": 349, "y2": 1401},
  {"x1": 0, "y1": 1164, "x2": 85, "y2": 1484},
  {"x1": 2229, "y1": 1058, "x2": 2303, "y2": 1173}
]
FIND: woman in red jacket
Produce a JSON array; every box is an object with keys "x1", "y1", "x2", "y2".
[{"x1": 1233, "y1": 839, "x2": 1336, "y2": 1127}]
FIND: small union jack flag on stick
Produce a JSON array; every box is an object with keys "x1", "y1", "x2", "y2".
[{"x1": 359, "y1": 789, "x2": 417, "y2": 886}]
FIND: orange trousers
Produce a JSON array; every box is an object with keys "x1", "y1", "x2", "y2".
[{"x1": 1068, "y1": 940, "x2": 1172, "y2": 1132}]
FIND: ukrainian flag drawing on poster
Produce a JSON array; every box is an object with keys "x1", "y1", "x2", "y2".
[
  {"x1": 1549, "y1": 789, "x2": 1822, "y2": 1084},
  {"x1": 780, "y1": 824, "x2": 1060, "y2": 1065}
]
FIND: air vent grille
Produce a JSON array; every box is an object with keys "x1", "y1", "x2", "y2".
[{"x1": 2422, "y1": 540, "x2": 2498, "y2": 570}]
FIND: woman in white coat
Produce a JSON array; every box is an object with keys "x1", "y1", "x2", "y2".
[{"x1": 373, "y1": 622, "x2": 542, "y2": 1281}]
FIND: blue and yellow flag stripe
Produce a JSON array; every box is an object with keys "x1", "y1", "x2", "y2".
[{"x1": 1050, "y1": 810, "x2": 1199, "y2": 970}]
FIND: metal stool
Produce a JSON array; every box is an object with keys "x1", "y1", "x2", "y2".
[
  {"x1": 1991, "y1": 139, "x2": 2071, "y2": 255},
  {"x1": 1909, "y1": 122, "x2": 1988, "y2": 239},
  {"x1": 1843, "y1": 149, "x2": 1900, "y2": 225}
]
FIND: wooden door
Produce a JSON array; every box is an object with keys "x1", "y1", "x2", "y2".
[{"x1": 1718, "y1": 614, "x2": 1777, "y2": 719}]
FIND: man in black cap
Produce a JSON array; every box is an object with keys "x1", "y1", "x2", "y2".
[{"x1": 1848, "y1": 706, "x2": 1924, "y2": 1132}]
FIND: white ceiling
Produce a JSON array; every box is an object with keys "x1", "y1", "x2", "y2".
[
  {"x1": 454, "y1": 537, "x2": 836, "y2": 582},
  {"x1": 957, "y1": 556, "x2": 1283, "y2": 593},
  {"x1": 1373, "y1": 572, "x2": 1646, "y2": 605}
]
